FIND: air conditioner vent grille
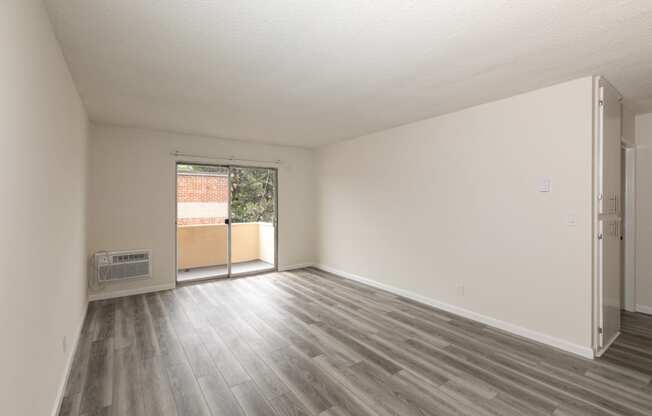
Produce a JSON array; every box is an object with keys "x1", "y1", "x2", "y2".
[
  {"x1": 112, "y1": 252, "x2": 149, "y2": 263},
  {"x1": 95, "y1": 250, "x2": 151, "y2": 282}
]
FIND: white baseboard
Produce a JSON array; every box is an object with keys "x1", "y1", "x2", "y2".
[
  {"x1": 636, "y1": 304, "x2": 652, "y2": 315},
  {"x1": 278, "y1": 262, "x2": 315, "y2": 271},
  {"x1": 314, "y1": 264, "x2": 595, "y2": 359},
  {"x1": 51, "y1": 300, "x2": 88, "y2": 416},
  {"x1": 88, "y1": 282, "x2": 176, "y2": 301}
]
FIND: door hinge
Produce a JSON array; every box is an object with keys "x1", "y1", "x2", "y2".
[
  {"x1": 598, "y1": 100, "x2": 605, "y2": 107},
  {"x1": 597, "y1": 233, "x2": 603, "y2": 240},
  {"x1": 598, "y1": 327, "x2": 603, "y2": 334}
]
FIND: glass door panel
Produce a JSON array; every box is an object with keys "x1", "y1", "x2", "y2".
[
  {"x1": 176, "y1": 163, "x2": 230, "y2": 282},
  {"x1": 229, "y1": 166, "x2": 277, "y2": 276}
]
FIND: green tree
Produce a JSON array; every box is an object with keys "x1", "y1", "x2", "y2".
[{"x1": 230, "y1": 167, "x2": 275, "y2": 223}]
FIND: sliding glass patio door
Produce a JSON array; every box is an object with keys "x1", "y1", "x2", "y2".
[
  {"x1": 176, "y1": 163, "x2": 277, "y2": 282},
  {"x1": 229, "y1": 166, "x2": 277, "y2": 276}
]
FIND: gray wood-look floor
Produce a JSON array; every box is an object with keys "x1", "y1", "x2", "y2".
[{"x1": 59, "y1": 268, "x2": 652, "y2": 416}]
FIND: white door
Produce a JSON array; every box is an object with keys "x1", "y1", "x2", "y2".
[{"x1": 597, "y1": 80, "x2": 622, "y2": 351}]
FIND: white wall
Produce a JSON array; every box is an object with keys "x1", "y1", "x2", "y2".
[
  {"x1": 259, "y1": 222, "x2": 276, "y2": 264},
  {"x1": 88, "y1": 124, "x2": 316, "y2": 298},
  {"x1": 635, "y1": 113, "x2": 652, "y2": 313},
  {"x1": 0, "y1": 1, "x2": 89, "y2": 415},
  {"x1": 317, "y1": 78, "x2": 595, "y2": 353},
  {"x1": 623, "y1": 107, "x2": 636, "y2": 145}
]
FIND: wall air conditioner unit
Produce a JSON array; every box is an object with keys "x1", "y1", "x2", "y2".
[{"x1": 94, "y1": 249, "x2": 151, "y2": 282}]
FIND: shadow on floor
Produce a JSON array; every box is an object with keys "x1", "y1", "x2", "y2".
[{"x1": 598, "y1": 310, "x2": 652, "y2": 375}]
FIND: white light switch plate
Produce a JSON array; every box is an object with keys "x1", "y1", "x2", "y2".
[
  {"x1": 566, "y1": 212, "x2": 578, "y2": 226},
  {"x1": 538, "y1": 177, "x2": 552, "y2": 192}
]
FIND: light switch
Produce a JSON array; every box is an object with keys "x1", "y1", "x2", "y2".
[
  {"x1": 538, "y1": 177, "x2": 552, "y2": 193},
  {"x1": 566, "y1": 212, "x2": 578, "y2": 226}
]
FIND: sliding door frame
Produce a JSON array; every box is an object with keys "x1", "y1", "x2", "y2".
[
  {"x1": 173, "y1": 160, "x2": 278, "y2": 284},
  {"x1": 228, "y1": 165, "x2": 278, "y2": 278}
]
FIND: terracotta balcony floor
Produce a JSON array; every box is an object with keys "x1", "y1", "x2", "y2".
[{"x1": 177, "y1": 259, "x2": 274, "y2": 282}]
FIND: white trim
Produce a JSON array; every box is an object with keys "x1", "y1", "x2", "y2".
[
  {"x1": 88, "y1": 282, "x2": 176, "y2": 301},
  {"x1": 315, "y1": 264, "x2": 595, "y2": 359},
  {"x1": 591, "y1": 76, "x2": 602, "y2": 352},
  {"x1": 623, "y1": 146, "x2": 637, "y2": 312},
  {"x1": 621, "y1": 137, "x2": 636, "y2": 148},
  {"x1": 595, "y1": 331, "x2": 620, "y2": 357},
  {"x1": 171, "y1": 150, "x2": 282, "y2": 166},
  {"x1": 636, "y1": 304, "x2": 652, "y2": 315},
  {"x1": 595, "y1": 81, "x2": 606, "y2": 350},
  {"x1": 51, "y1": 300, "x2": 88, "y2": 416},
  {"x1": 278, "y1": 262, "x2": 314, "y2": 271}
]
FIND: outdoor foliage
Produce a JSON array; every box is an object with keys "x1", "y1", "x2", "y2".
[{"x1": 231, "y1": 167, "x2": 276, "y2": 223}]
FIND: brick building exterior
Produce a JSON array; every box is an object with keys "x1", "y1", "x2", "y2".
[{"x1": 177, "y1": 173, "x2": 228, "y2": 225}]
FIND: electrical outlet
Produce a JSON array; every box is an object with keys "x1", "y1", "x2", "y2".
[
  {"x1": 62, "y1": 336, "x2": 67, "y2": 354},
  {"x1": 456, "y1": 285, "x2": 465, "y2": 296}
]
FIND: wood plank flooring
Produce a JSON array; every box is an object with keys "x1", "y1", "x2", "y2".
[{"x1": 59, "y1": 268, "x2": 652, "y2": 416}]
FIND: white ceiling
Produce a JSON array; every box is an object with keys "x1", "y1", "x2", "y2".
[{"x1": 45, "y1": 0, "x2": 652, "y2": 147}]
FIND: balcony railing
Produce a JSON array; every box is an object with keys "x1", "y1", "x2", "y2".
[{"x1": 177, "y1": 222, "x2": 274, "y2": 270}]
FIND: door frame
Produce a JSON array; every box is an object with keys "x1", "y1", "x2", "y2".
[
  {"x1": 622, "y1": 142, "x2": 636, "y2": 312},
  {"x1": 228, "y1": 165, "x2": 279, "y2": 278},
  {"x1": 173, "y1": 160, "x2": 278, "y2": 284},
  {"x1": 592, "y1": 76, "x2": 623, "y2": 356}
]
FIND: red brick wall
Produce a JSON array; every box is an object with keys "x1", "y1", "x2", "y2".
[
  {"x1": 177, "y1": 174, "x2": 228, "y2": 203},
  {"x1": 177, "y1": 174, "x2": 228, "y2": 225}
]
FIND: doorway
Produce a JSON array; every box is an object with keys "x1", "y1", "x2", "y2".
[{"x1": 175, "y1": 162, "x2": 277, "y2": 283}]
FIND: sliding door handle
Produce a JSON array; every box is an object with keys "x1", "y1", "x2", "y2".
[{"x1": 224, "y1": 218, "x2": 230, "y2": 225}]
